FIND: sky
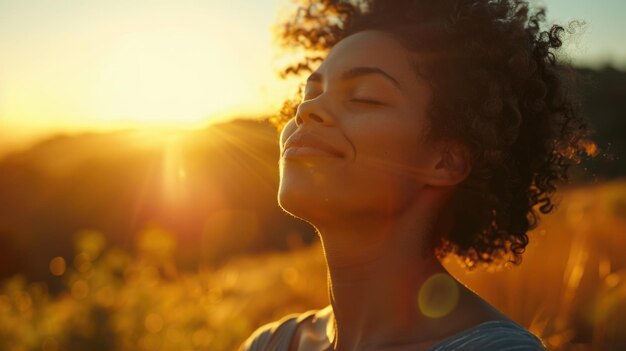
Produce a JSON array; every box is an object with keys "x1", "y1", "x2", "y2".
[{"x1": 0, "y1": 0, "x2": 624, "y2": 152}]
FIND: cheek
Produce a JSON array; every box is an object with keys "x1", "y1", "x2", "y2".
[
  {"x1": 349, "y1": 119, "x2": 427, "y2": 184},
  {"x1": 337, "y1": 119, "x2": 428, "y2": 212}
]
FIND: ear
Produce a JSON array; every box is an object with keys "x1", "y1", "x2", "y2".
[{"x1": 424, "y1": 140, "x2": 472, "y2": 187}]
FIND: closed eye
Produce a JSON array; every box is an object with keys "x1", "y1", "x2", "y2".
[{"x1": 350, "y1": 98, "x2": 385, "y2": 106}]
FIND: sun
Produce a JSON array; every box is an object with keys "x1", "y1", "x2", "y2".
[{"x1": 0, "y1": 0, "x2": 300, "y2": 145}]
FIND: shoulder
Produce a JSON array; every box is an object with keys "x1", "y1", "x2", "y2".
[
  {"x1": 238, "y1": 309, "x2": 321, "y2": 351},
  {"x1": 429, "y1": 320, "x2": 547, "y2": 351}
]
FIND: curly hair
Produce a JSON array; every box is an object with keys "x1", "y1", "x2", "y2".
[{"x1": 273, "y1": 0, "x2": 594, "y2": 268}]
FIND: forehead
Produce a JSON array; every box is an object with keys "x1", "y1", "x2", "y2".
[{"x1": 315, "y1": 30, "x2": 415, "y2": 84}]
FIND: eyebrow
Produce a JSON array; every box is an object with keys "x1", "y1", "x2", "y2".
[{"x1": 306, "y1": 66, "x2": 403, "y2": 91}]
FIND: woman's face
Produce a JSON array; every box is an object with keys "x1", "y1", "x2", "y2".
[{"x1": 278, "y1": 29, "x2": 438, "y2": 224}]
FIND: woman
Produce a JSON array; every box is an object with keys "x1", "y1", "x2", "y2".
[{"x1": 242, "y1": 0, "x2": 589, "y2": 350}]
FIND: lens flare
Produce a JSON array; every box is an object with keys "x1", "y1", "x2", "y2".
[
  {"x1": 417, "y1": 273, "x2": 460, "y2": 319},
  {"x1": 49, "y1": 257, "x2": 66, "y2": 277}
]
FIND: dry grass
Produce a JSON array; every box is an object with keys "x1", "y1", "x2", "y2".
[{"x1": 1, "y1": 180, "x2": 625, "y2": 350}]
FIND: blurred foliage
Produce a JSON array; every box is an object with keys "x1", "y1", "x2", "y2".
[
  {"x1": 1, "y1": 181, "x2": 625, "y2": 350},
  {"x1": 0, "y1": 229, "x2": 327, "y2": 351}
]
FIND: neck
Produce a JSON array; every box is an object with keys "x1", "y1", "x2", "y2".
[{"x1": 317, "y1": 195, "x2": 455, "y2": 351}]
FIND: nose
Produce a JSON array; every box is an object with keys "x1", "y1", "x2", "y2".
[{"x1": 294, "y1": 96, "x2": 334, "y2": 127}]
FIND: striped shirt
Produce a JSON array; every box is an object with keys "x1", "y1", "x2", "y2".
[{"x1": 240, "y1": 309, "x2": 547, "y2": 351}]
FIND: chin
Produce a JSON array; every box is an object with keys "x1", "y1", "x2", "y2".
[{"x1": 277, "y1": 176, "x2": 335, "y2": 224}]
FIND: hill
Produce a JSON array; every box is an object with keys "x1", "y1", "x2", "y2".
[{"x1": 0, "y1": 119, "x2": 316, "y2": 284}]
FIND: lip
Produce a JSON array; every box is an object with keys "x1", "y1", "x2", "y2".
[{"x1": 282, "y1": 134, "x2": 344, "y2": 159}]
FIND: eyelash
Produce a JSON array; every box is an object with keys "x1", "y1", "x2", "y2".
[
  {"x1": 302, "y1": 93, "x2": 384, "y2": 106},
  {"x1": 350, "y1": 98, "x2": 384, "y2": 106}
]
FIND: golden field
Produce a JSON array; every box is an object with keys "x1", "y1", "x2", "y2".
[{"x1": 1, "y1": 180, "x2": 625, "y2": 351}]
